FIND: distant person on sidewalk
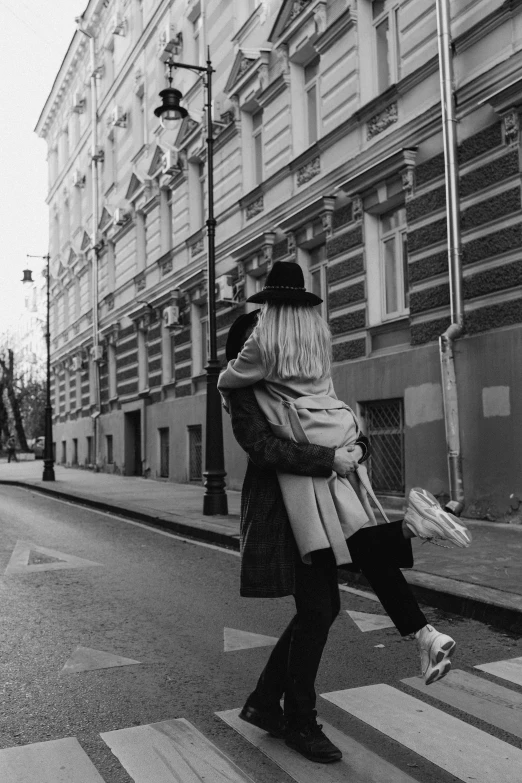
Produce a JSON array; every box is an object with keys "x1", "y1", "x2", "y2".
[
  {"x1": 220, "y1": 262, "x2": 471, "y2": 765},
  {"x1": 6, "y1": 435, "x2": 17, "y2": 463}
]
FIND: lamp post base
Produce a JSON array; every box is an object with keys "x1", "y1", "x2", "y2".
[
  {"x1": 42, "y1": 461, "x2": 55, "y2": 481},
  {"x1": 203, "y1": 474, "x2": 228, "y2": 516}
]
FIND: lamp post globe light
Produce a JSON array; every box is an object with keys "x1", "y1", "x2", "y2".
[
  {"x1": 25, "y1": 254, "x2": 55, "y2": 481},
  {"x1": 155, "y1": 54, "x2": 227, "y2": 516}
]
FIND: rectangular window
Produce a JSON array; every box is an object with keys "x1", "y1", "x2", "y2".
[
  {"x1": 361, "y1": 398, "x2": 405, "y2": 494},
  {"x1": 86, "y1": 436, "x2": 93, "y2": 464},
  {"x1": 309, "y1": 244, "x2": 328, "y2": 321},
  {"x1": 252, "y1": 110, "x2": 263, "y2": 186},
  {"x1": 159, "y1": 428, "x2": 169, "y2": 478},
  {"x1": 193, "y1": 14, "x2": 202, "y2": 65},
  {"x1": 199, "y1": 162, "x2": 206, "y2": 228},
  {"x1": 200, "y1": 316, "x2": 208, "y2": 371},
  {"x1": 72, "y1": 438, "x2": 78, "y2": 465},
  {"x1": 188, "y1": 425, "x2": 202, "y2": 482},
  {"x1": 106, "y1": 434, "x2": 114, "y2": 464},
  {"x1": 372, "y1": 1, "x2": 401, "y2": 93},
  {"x1": 304, "y1": 57, "x2": 320, "y2": 146},
  {"x1": 135, "y1": 91, "x2": 145, "y2": 150},
  {"x1": 380, "y1": 206, "x2": 408, "y2": 319},
  {"x1": 61, "y1": 441, "x2": 67, "y2": 464}
]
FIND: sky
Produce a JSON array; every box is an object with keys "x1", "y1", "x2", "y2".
[{"x1": 0, "y1": 0, "x2": 87, "y2": 333}]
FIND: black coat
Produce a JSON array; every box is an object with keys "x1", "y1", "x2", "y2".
[{"x1": 229, "y1": 386, "x2": 369, "y2": 598}]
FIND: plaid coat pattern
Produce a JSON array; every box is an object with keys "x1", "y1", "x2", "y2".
[{"x1": 229, "y1": 386, "x2": 369, "y2": 598}]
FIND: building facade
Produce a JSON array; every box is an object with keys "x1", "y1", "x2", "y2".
[{"x1": 36, "y1": 0, "x2": 522, "y2": 518}]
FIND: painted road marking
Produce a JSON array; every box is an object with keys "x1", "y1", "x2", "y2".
[
  {"x1": 4, "y1": 541, "x2": 102, "y2": 575},
  {"x1": 0, "y1": 737, "x2": 105, "y2": 782},
  {"x1": 475, "y1": 656, "x2": 522, "y2": 687},
  {"x1": 23, "y1": 491, "x2": 241, "y2": 557},
  {"x1": 224, "y1": 628, "x2": 278, "y2": 652},
  {"x1": 61, "y1": 646, "x2": 141, "y2": 674},
  {"x1": 100, "y1": 717, "x2": 256, "y2": 782},
  {"x1": 217, "y1": 708, "x2": 418, "y2": 783},
  {"x1": 322, "y1": 683, "x2": 522, "y2": 783},
  {"x1": 345, "y1": 610, "x2": 395, "y2": 632},
  {"x1": 403, "y1": 668, "x2": 522, "y2": 740},
  {"x1": 338, "y1": 584, "x2": 380, "y2": 602}
]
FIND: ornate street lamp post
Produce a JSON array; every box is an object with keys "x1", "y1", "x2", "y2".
[
  {"x1": 25, "y1": 254, "x2": 55, "y2": 481},
  {"x1": 154, "y1": 53, "x2": 228, "y2": 516}
]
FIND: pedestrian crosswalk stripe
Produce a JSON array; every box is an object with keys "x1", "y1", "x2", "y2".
[
  {"x1": 338, "y1": 584, "x2": 380, "y2": 602},
  {"x1": 100, "y1": 718, "x2": 256, "y2": 782},
  {"x1": 0, "y1": 737, "x2": 105, "y2": 782},
  {"x1": 402, "y1": 669, "x2": 522, "y2": 740},
  {"x1": 61, "y1": 646, "x2": 141, "y2": 674},
  {"x1": 475, "y1": 656, "x2": 522, "y2": 687},
  {"x1": 216, "y1": 708, "x2": 419, "y2": 783},
  {"x1": 4, "y1": 540, "x2": 102, "y2": 575},
  {"x1": 322, "y1": 683, "x2": 522, "y2": 783},
  {"x1": 224, "y1": 628, "x2": 278, "y2": 652},
  {"x1": 345, "y1": 610, "x2": 395, "y2": 632}
]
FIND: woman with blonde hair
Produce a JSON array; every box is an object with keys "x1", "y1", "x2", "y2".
[{"x1": 219, "y1": 261, "x2": 470, "y2": 764}]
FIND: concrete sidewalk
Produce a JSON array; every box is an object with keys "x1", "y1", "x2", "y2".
[{"x1": 0, "y1": 461, "x2": 521, "y2": 633}]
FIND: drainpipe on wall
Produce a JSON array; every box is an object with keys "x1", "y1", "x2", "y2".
[
  {"x1": 78, "y1": 18, "x2": 102, "y2": 470},
  {"x1": 436, "y1": 0, "x2": 465, "y2": 515}
]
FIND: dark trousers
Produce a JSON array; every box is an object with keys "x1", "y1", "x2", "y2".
[
  {"x1": 250, "y1": 520, "x2": 427, "y2": 727},
  {"x1": 7, "y1": 450, "x2": 17, "y2": 463}
]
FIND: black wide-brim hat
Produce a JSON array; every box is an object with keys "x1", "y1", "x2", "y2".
[
  {"x1": 245, "y1": 260, "x2": 322, "y2": 305},
  {"x1": 225, "y1": 310, "x2": 261, "y2": 362}
]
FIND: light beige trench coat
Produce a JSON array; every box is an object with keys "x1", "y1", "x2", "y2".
[{"x1": 218, "y1": 335, "x2": 379, "y2": 566}]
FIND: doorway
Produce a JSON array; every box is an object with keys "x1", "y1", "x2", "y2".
[{"x1": 124, "y1": 410, "x2": 142, "y2": 476}]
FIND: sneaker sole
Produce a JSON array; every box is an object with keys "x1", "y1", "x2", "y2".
[
  {"x1": 408, "y1": 491, "x2": 471, "y2": 547},
  {"x1": 424, "y1": 639, "x2": 456, "y2": 685},
  {"x1": 285, "y1": 739, "x2": 342, "y2": 764}
]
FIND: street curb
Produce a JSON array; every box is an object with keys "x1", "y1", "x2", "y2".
[
  {"x1": 0, "y1": 480, "x2": 241, "y2": 553},
  {"x1": 3, "y1": 479, "x2": 522, "y2": 634},
  {"x1": 338, "y1": 566, "x2": 522, "y2": 634}
]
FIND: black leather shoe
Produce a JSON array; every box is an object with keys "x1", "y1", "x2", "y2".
[
  {"x1": 239, "y1": 703, "x2": 287, "y2": 738},
  {"x1": 285, "y1": 719, "x2": 342, "y2": 763}
]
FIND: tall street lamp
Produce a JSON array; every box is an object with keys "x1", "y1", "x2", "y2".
[
  {"x1": 24, "y1": 254, "x2": 55, "y2": 481},
  {"x1": 154, "y1": 53, "x2": 228, "y2": 516}
]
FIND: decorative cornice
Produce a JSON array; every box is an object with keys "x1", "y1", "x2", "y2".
[{"x1": 338, "y1": 148, "x2": 418, "y2": 197}]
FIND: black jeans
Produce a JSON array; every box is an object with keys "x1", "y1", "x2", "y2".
[{"x1": 249, "y1": 520, "x2": 427, "y2": 727}]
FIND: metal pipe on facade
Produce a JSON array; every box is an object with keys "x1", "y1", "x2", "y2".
[
  {"x1": 86, "y1": 30, "x2": 101, "y2": 469},
  {"x1": 436, "y1": 0, "x2": 465, "y2": 515}
]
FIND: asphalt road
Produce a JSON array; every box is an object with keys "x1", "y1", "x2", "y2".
[{"x1": 0, "y1": 485, "x2": 521, "y2": 783}]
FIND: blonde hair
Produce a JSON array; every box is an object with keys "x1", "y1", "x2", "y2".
[{"x1": 253, "y1": 302, "x2": 332, "y2": 381}]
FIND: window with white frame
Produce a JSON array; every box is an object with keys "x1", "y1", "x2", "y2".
[
  {"x1": 379, "y1": 206, "x2": 409, "y2": 318},
  {"x1": 304, "y1": 57, "x2": 320, "y2": 146},
  {"x1": 252, "y1": 110, "x2": 263, "y2": 186},
  {"x1": 372, "y1": 0, "x2": 401, "y2": 93},
  {"x1": 192, "y1": 304, "x2": 208, "y2": 375},
  {"x1": 134, "y1": 89, "x2": 146, "y2": 150},
  {"x1": 136, "y1": 0, "x2": 144, "y2": 37},
  {"x1": 308, "y1": 244, "x2": 328, "y2": 321},
  {"x1": 200, "y1": 314, "x2": 208, "y2": 371},
  {"x1": 192, "y1": 13, "x2": 202, "y2": 66},
  {"x1": 198, "y1": 161, "x2": 206, "y2": 228}
]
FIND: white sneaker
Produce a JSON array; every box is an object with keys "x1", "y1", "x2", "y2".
[
  {"x1": 404, "y1": 487, "x2": 472, "y2": 548},
  {"x1": 416, "y1": 624, "x2": 456, "y2": 685}
]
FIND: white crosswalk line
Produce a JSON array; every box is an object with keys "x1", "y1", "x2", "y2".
[
  {"x1": 475, "y1": 656, "x2": 522, "y2": 687},
  {"x1": 216, "y1": 708, "x2": 419, "y2": 783},
  {"x1": 322, "y1": 683, "x2": 522, "y2": 783},
  {"x1": 100, "y1": 718, "x2": 256, "y2": 782},
  {"x1": 0, "y1": 737, "x2": 105, "y2": 783},
  {"x1": 402, "y1": 669, "x2": 522, "y2": 740}
]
